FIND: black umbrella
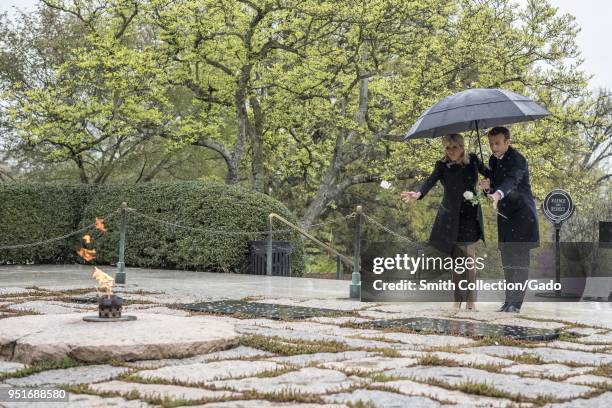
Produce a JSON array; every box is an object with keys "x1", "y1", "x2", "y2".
[{"x1": 404, "y1": 88, "x2": 551, "y2": 161}]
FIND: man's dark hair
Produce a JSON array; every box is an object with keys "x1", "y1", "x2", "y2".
[{"x1": 487, "y1": 126, "x2": 510, "y2": 140}]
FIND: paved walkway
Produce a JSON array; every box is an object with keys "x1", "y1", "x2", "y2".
[{"x1": 1, "y1": 265, "x2": 611, "y2": 407}]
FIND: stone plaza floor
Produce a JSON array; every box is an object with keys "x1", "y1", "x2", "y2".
[{"x1": 1, "y1": 264, "x2": 611, "y2": 407}]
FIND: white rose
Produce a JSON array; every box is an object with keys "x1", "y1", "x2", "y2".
[
  {"x1": 380, "y1": 180, "x2": 392, "y2": 190},
  {"x1": 463, "y1": 191, "x2": 474, "y2": 200}
]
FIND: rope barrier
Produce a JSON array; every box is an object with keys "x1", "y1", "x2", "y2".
[
  {"x1": 361, "y1": 212, "x2": 424, "y2": 250},
  {"x1": 306, "y1": 212, "x2": 357, "y2": 230},
  {"x1": 0, "y1": 209, "x2": 119, "y2": 250},
  {"x1": 125, "y1": 208, "x2": 294, "y2": 236},
  {"x1": 0, "y1": 207, "x2": 357, "y2": 251}
]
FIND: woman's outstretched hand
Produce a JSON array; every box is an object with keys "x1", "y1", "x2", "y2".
[{"x1": 401, "y1": 191, "x2": 421, "y2": 202}]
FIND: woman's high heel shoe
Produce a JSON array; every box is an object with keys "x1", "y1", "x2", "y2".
[{"x1": 466, "y1": 301, "x2": 476, "y2": 311}]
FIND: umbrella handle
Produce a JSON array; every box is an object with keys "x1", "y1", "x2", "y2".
[{"x1": 475, "y1": 120, "x2": 484, "y2": 163}]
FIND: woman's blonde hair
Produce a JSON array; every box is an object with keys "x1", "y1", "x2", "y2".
[{"x1": 441, "y1": 133, "x2": 470, "y2": 165}]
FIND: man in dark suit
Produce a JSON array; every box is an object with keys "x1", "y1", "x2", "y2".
[{"x1": 480, "y1": 127, "x2": 539, "y2": 313}]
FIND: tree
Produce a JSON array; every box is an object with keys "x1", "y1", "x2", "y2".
[
  {"x1": 148, "y1": 0, "x2": 358, "y2": 191},
  {"x1": 3, "y1": 1, "x2": 175, "y2": 183},
  {"x1": 265, "y1": 0, "x2": 590, "y2": 226}
]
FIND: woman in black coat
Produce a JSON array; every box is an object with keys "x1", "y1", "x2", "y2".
[{"x1": 401, "y1": 133, "x2": 489, "y2": 310}]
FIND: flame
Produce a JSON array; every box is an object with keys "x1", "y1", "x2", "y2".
[
  {"x1": 77, "y1": 247, "x2": 96, "y2": 261},
  {"x1": 92, "y1": 266, "x2": 114, "y2": 298},
  {"x1": 82, "y1": 234, "x2": 92, "y2": 244},
  {"x1": 95, "y1": 217, "x2": 107, "y2": 233}
]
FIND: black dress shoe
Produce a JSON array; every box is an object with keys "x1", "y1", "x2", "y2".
[
  {"x1": 497, "y1": 302, "x2": 509, "y2": 312},
  {"x1": 505, "y1": 304, "x2": 521, "y2": 313}
]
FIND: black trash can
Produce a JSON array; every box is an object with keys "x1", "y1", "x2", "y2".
[{"x1": 249, "y1": 240, "x2": 294, "y2": 276}]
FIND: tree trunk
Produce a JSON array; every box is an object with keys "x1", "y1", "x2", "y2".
[
  {"x1": 225, "y1": 158, "x2": 239, "y2": 184},
  {"x1": 230, "y1": 65, "x2": 252, "y2": 186},
  {"x1": 74, "y1": 155, "x2": 89, "y2": 184},
  {"x1": 249, "y1": 95, "x2": 266, "y2": 193},
  {"x1": 299, "y1": 49, "x2": 370, "y2": 227}
]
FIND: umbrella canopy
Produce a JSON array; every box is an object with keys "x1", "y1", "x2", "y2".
[{"x1": 404, "y1": 88, "x2": 551, "y2": 140}]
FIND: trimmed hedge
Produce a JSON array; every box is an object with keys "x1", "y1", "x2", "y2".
[
  {"x1": 0, "y1": 184, "x2": 89, "y2": 264},
  {"x1": 0, "y1": 182, "x2": 304, "y2": 274}
]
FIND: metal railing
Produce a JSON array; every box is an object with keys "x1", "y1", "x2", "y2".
[{"x1": 268, "y1": 206, "x2": 364, "y2": 298}]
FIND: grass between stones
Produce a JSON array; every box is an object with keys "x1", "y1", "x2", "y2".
[
  {"x1": 410, "y1": 376, "x2": 558, "y2": 405},
  {"x1": 238, "y1": 335, "x2": 349, "y2": 355},
  {"x1": 419, "y1": 345, "x2": 468, "y2": 353},
  {"x1": 580, "y1": 381, "x2": 612, "y2": 392},
  {"x1": 67, "y1": 382, "x2": 337, "y2": 406},
  {"x1": 415, "y1": 354, "x2": 506, "y2": 373},
  {"x1": 340, "y1": 321, "x2": 439, "y2": 336},
  {"x1": 364, "y1": 372, "x2": 407, "y2": 382},
  {"x1": 251, "y1": 365, "x2": 296, "y2": 378},
  {"x1": 349, "y1": 335, "x2": 403, "y2": 344},
  {"x1": 470, "y1": 336, "x2": 539, "y2": 347},
  {"x1": 0, "y1": 290, "x2": 52, "y2": 299},
  {"x1": 590, "y1": 363, "x2": 612, "y2": 377},
  {"x1": 416, "y1": 355, "x2": 458, "y2": 367},
  {"x1": 56, "y1": 296, "x2": 158, "y2": 306},
  {"x1": 518, "y1": 315, "x2": 608, "y2": 331},
  {"x1": 121, "y1": 363, "x2": 303, "y2": 389},
  {"x1": 366, "y1": 383, "x2": 456, "y2": 405},
  {"x1": 346, "y1": 401, "x2": 377, "y2": 408},
  {"x1": 240, "y1": 295, "x2": 266, "y2": 302},
  {"x1": 371, "y1": 348, "x2": 402, "y2": 358},
  {"x1": 100, "y1": 374, "x2": 332, "y2": 405},
  {"x1": 0, "y1": 286, "x2": 165, "y2": 310},
  {"x1": 0, "y1": 357, "x2": 84, "y2": 381},
  {"x1": 0, "y1": 303, "x2": 41, "y2": 319},
  {"x1": 504, "y1": 353, "x2": 547, "y2": 365},
  {"x1": 61, "y1": 383, "x2": 238, "y2": 408}
]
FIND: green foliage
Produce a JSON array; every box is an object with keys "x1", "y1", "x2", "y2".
[
  {"x1": 0, "y1": 182, "x2": 304, "y2": 274},
  {"x1": 0, "y1": 183, "x2": 88, "y2": 263}
]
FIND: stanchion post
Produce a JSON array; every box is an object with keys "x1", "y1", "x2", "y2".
[
  {"x1": 115, "y1": 202, "x2": 127, "y2": 284},
  {"x1": 336, "y1": 254, "x2": 342, "y2": 280},
  {"x1": 554, "y1": 223, "x2": 561, "y2": 296},
  {"x1": 266, "y1": 216, "x2": 273, "y2": 276},
  {"x1": 350, "y1": 205, "x2": 362, "y2": 299}
]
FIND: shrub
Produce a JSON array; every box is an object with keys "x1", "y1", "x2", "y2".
[
  {"x1": 0, "y1": 182, "x2": 304, "y2": 274},
  {"x1": 0, "y1": 183, "x2": 89, "y2": 264}
]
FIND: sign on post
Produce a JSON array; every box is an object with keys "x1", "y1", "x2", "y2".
[
  {"x1": 537, "y1": 189, "x2": 578, "y2": 298},
  {"x1": 542, "y1": 189, "x2": 574, "y2": 226}
]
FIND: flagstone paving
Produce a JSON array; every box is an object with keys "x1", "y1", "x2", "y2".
[
  {"x1": 137, "y1": 360, "x2": 282, "y2": 384},
  {"x1": 372, "y1": 379, "x2": 513, "y2": 407},
  {"x1": 1, "y1": 267, "x2": 612, "y2": 407},
  {"x1": 321, "y1": 356, "x2": 419, "y2": 373},
  {"x1": 210, "y1": 367, "x2": 364, "y2": 394},
  {"x1": 267, "y1": 351, "x2": 374, "y2": 367},
  {"x1": 323, "y1": 389, "x2": 442, "y2": 407},
  {"x1": 0, "y1": 362, "x2": 24, "y2": 375},
  {"x1": 5, "y1": 365, "x2": 129, "y2": 387},
  {"x1": 90, "y1": 381, "x2": 239, "y2": 401},
  {"x1": 465, "y1": 345, "x2": 612, "y2": 365},
  {"x1": 384, "y1": 366, "x2": 594, "y2": 399},
  {"x1": 564, "y1": 374, "x2": 612, "y2": 386},
  {"x1": 501, "y1": 363, "x2": 593, "y2": 378}
]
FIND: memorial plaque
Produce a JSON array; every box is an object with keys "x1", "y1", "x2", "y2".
[{"x1": 542, "y1": 189, "x2": 574, "y2": 225}]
